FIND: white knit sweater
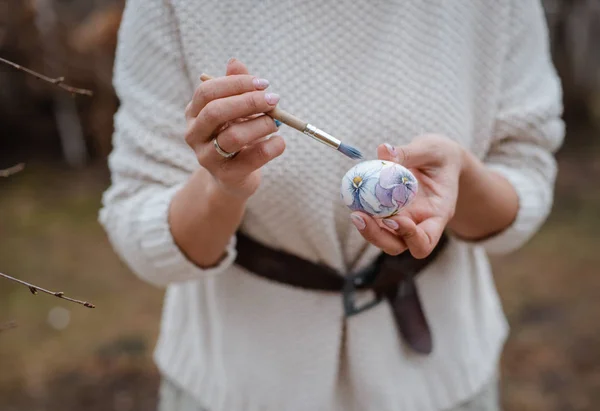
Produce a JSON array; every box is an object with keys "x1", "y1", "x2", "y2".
[{"x1": 99, "y1": 1, "x2": 564, "y2": 410}]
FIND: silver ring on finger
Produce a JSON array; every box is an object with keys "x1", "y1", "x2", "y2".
[{"x1": 213, "y1": 137, "x2": 237, "y2": 159}]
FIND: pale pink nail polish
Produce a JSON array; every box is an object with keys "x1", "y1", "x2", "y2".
[
  {"x1": 384, "y1": 143, "x2": 397, "y2": 158},
  {"x1": 265, "y1": 93, "x2": 280, "y2": 105},
  {"x1": 351, "y1": 214, "x2": 366, "y2": 231},
  {"x1": 383, "y1": 219, "x2": 399, "y2": 230},
  {"x1": 253, "y1": 78, "x2": 270, "y2": 89}
]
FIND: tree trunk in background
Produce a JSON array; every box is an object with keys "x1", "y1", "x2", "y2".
[
  {"x1": 543, "y1": 0, "x2": 600, "y2": 132},
  {"x1": 32, "y1": 0, "x2": 88, "y2": 168}
]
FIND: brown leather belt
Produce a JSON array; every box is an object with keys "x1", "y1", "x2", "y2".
[{"x1": 234, "y1": 231, "x2": 449, "y2": 354}]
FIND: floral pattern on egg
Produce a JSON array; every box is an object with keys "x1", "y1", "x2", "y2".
[{"x1": 340, "y1": 160, "x2": 418, "y2": 218}]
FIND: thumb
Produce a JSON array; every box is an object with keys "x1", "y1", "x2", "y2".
[
  {"x1": 226, "y1": 57, "x2": 249, "y2": 75},
  {"x1": 377, "y1": 140, "x2": 433, "y2": 169}
]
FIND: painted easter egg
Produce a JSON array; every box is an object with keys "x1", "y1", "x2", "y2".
[{"x1": 340, "y1": 160, "x2": 418, "y2": 218}]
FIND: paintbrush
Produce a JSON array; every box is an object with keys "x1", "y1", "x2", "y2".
[{"x1": 200, "y1": 73, "x2": 363, "y2": 160}]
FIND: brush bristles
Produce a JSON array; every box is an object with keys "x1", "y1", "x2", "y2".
[{"x1": 337, "y1": 143, "x2": 363, "y2": 160}]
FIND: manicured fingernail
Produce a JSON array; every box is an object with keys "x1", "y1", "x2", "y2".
[
  {"x1": 383, "y1": 219, "x2": 399, "y2": 230},
  {"x1": 227, "y1": 57, "x2": 237, "y2": 64},
  {"x1": 351, "y1": 214, "x2": 366, "y2": 231},
  {"x1": 265, "y1": 93, "x2": 280, "y2": 105},
  {"x1": 274, "y1": 119, "x2": 282, "y2": 128},
  {"x1": 384, "y1": 143, "x2": 397, "y2": 158},
  {"x1": 252, "y1": 78, "x2": 270, "y2": 89}
]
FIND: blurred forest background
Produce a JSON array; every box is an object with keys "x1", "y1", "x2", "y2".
[{"x1": 1, "y1": 0, "x2": 600, "y2": 410}]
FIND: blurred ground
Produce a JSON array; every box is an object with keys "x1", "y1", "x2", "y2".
[
  {"x1": 0, "y1": 165, "x2": 163, "y2": 411},
  {"x1": 0, "y1": 125, "x2": 599, "y2": 411}
]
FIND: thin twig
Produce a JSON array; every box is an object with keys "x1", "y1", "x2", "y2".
[
  {"x1": 0, "y1": 321, "x2": 17, "y2": 333},
  {"x1": 0, "y1": 272, "x2": 95, "y2": 308},
  {"x1": 0, "y1": 56, "x2": 93, "y2": 96},
  {"x1": 0, "y1": 163, "x2": 25, "y2": 177}
]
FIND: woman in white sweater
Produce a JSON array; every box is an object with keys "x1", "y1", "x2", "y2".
[{"x1": 99, "y1": 1, "x2": 564, "y2": 410}]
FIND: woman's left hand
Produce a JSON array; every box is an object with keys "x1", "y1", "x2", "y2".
[{"x1": 350, "y1": 134, "x2": 465, "y2": 259}]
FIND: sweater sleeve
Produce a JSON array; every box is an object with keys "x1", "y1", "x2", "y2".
[
  {"x1": 466, "y1": 0, "x2": 566, "y2": 255},
  {"x1": 98, "y1": 0, "x2": 237, "y2": 287}
]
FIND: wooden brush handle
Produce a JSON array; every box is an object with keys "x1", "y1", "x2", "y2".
[
  {"x1": 199, "y1": 73, "x2": 307, "y2": 132},
  {"x1": 268, "y1": 107, "x2": 306, "y2": 131}
]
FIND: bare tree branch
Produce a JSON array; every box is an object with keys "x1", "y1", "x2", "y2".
[
  {"x1": 0, "y1": 56, "x2": 93, "y2": 96},
  {"x1": 0, "y1": 272, "x2": 95, "y2": 308},
  {"x1": 0, "y1": 163, "x2": 25, "y2": 177},
  {"x1": 0, "y1": 321, "x2": 17, "y2": 333}
]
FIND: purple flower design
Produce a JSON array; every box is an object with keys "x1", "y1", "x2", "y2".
[
  {"x1": 341, "y1": 160, "x2": 417, "y2": 218},
  {"x1": 341, "y1": 161, "x2": 386, "y2": 215},
  {"x1": 376, "y1": 164, "x2": 417, "y2": 209}
]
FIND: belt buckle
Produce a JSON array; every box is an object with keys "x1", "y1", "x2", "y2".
[{"x1": 342, "y1": 263, "x2": 383, "y2": 317}]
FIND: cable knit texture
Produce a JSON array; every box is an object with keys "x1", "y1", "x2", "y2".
[{"x1": 99, "y1": 1, "x2": 564, "y2": 410}]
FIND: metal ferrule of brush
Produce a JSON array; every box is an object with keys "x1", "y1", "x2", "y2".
[{"x1": 303, "y1": 124, "x2": 341, "y2": 150}]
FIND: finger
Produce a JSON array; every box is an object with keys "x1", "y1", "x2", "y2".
[
  {"x1": 377, "y1": 143, "x2": 400, "y2": 162},
  {"x1": 226, "y1": 57, "x2": 249, "y2": 76},
  {"x1": 382, "y1": 215, "x2": 444, "y2": 259},
  {"x1": 376, "y1": 139, "x2": 441, "y2": 169},
  {"x1": 217, "y1": 114, "x2": 279, "y2": 153},
  {"x1": 350, "y1": 212, "x2": 407, "y2": 256},
  {"x1": 196, "y1": 114, "x2": 279, "y2": 168},
  {"x1": 186, "y1": 58, "x2": 257, "y2": 120},
  {"x1": 187, "y1": 91, "x2": 280, "y2": 145},
  {"x1": 186, "y1": 74, "x2": 270, "y2": 121},
  {"x1": 219, "y1": 135, "x2": 286, "y2": 180}
]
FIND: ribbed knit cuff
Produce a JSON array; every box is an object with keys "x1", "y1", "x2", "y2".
[
  {"x1": 457, "y1": 164, "x2": 550, "y2": 255},
  {"x1": 137, "y1": 183, "x2": 238, "y2": 286}
]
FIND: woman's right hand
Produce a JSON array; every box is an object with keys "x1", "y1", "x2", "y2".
[{"x1": 184, "y1": 58, "x2": 286, "y2": 200}]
